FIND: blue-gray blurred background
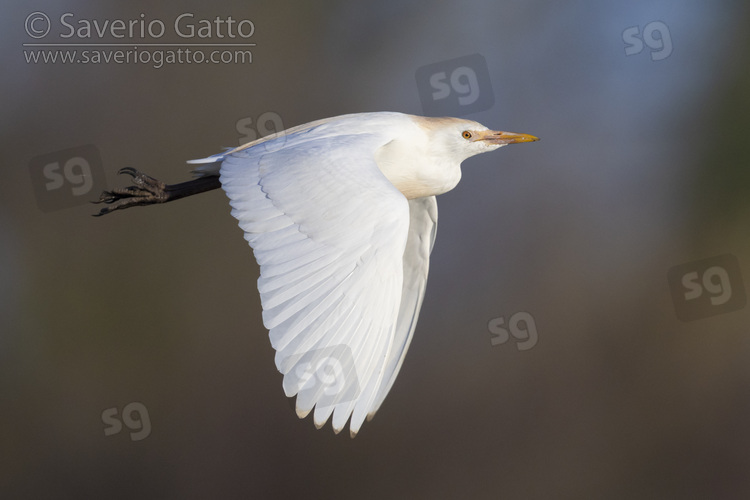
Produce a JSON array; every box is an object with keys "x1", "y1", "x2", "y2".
[{"x1": 3, "y1": 1, "x2": 750, "y2": 498}]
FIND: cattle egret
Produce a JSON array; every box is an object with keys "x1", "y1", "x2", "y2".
[{"x1": 95, "y1": 111, "x2": 539, "y2": 437}]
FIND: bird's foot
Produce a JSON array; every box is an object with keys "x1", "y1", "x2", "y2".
[{"x1": 93, "y1": 167, "x2": 169, "y2": 216}]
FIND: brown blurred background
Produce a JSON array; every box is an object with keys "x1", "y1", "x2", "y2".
[{"x1": 3, "y1": 1, "x2": 750, "y2": 498}]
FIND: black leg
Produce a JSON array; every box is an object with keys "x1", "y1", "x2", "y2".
[{"x1": 92, "y1": 167, "x2": 222, "y2": 216}]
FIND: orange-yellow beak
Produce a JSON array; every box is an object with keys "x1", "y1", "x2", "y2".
[{"x1": 479, "y1": 130, "x2": 540, "y2": 145}]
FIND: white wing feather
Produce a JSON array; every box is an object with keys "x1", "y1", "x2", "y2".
[
  {"x1": 369, "y1": 196, "x2": 437, "y2": 418},
  {"x1": 218, "y1": 130, "x2": 413, "y2": 436}
]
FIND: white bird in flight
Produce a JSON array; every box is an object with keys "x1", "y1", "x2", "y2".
[{"x1": 96, "y1": 111, "x2": 539, "y2": 437}]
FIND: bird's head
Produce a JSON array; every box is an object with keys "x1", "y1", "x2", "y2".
[
  {"x1": 417, "y1": 117, "x2": 539, "y2": 163},
  {"x1": 375, "y1": 114, "x2": 540, "y2": 199}
]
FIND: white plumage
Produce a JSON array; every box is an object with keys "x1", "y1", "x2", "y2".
[{"x1": 188, "y1": 112, "x2": 538, "y2": 436}]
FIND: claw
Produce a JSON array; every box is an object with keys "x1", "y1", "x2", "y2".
[
  {"x1": 91, "y1": 168, "x2": 170, "y2": 216},
  {"x1": 119, "y1": 167, "x2": 138, "y2": 176}
]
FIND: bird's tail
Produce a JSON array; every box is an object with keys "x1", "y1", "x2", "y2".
[{"x1": 188, "y1": 148, "x2": 232, "y2": 177}]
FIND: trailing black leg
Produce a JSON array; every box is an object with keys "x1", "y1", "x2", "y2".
[{"x1": 93, "y1": 167, "x2": 222, "y2": 216}]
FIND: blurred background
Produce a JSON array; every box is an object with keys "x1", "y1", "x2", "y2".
[{"x1": 3, "y1": 1, "x2": 750, "y2": 498}]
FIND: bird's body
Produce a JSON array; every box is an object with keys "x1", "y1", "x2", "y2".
[
  {"x1": 191, "y1": 112, "x2": 529, "y2": 198},
  {"x1": 97, "y1": 112, "x2": 538, "y2": 437}
]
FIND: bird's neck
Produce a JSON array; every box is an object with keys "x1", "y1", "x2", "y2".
[{"x1": 374, "y1": 139, "x2": 462, "y2": 199}]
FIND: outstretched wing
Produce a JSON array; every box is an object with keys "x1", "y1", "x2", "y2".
[
  {"x1": 218, "y1": 134, "x2": 411, "y2": 437},
  {"x1": 369, "y1": 196, "x2": 437, "y2": 418}
]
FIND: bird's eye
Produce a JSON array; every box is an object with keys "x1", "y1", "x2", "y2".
[{"x1": 461, "y1": 131, "x2": 473, "y2": 140}]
